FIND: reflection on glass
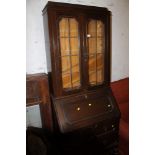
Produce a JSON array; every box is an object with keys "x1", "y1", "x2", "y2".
[
  {"x1": 88, "y1": 19, "x2": 105, "y2": 86},
  {"x1": 59, "y1": 18, "x2": 81, "y2": 89}
]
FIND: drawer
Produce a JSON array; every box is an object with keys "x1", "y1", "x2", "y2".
[
  {"x1": 96, "y1": 132, "x2": 118, "y2": 147},
  {"x1": 92, "y1": 121, "x2": 119, "y2": 135}
]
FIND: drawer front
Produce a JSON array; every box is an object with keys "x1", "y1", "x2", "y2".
[
  {"x1": 96, "y1": 131, "x2": 118, "y2": 147},
  {"x1": 92, "y1": 120, "x2": 119, "y2": 135}
]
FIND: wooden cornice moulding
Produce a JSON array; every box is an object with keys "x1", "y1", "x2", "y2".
[{"x1": 26, "y1": 73, "x2": 53, "y2": 131}]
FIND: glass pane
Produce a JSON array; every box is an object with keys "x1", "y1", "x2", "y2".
[
  {"x1": 89, "y1": 71, "x2": 96, "y2": 85},
  {"x1": 59, "y1": 18, "x2": 69, "y2": 37},
  {"x1": 72, "y1": 72, "x2": 80, "y2": 87},
  {"x1": 97, "y1": 38, "x2": 104, "y2": 53},
  {"x1": 87, "y1": 19, "x2": 105, "y2": 86},
  {"x1": 97, "y1": 21, "x2": 104, "y2": 37},
  {"x1": 97, "y1": 54, "x2": 104, "y2": 83},
  {"x1": 60, "y1": 38, "x2": 70, "y2": 56},
  {"x1": 61, "y1": 56, "x2": 70, "y2": 73},
  {"x1": 59, "y1": 18, "x2": 81, "y2": 89},
  {"x1": 88, "y1": 38, "x2": 96, "y2": 54},
  {"x1": 97, "y1": 69, "x2": 104, "y2": 83},
  {"x1": 62, "y1": 72, "x2": 72, "y2": 89},
  {"x1": 71, "y1": 56, "x2": 79, "y2": 72},
  {"x1": 69, "y1": 18, "x2": 78, "y2": 37},
  {"x1": 88, "y1": 20, "x2": 96, "y2": 37},
  {"x1": 61, "y1": 56, "x2": 71, "y2": 88},
  {"x1": 70, "y1": 38, "x2": 79, "y2": 55},
  {"x1": 97, "y1": 54, "x2": 104, "y2": 70},
  {"x1": 89, "y1": 55, "x2": 96, "y2": 71}
]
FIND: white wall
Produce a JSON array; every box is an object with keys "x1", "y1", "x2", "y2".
[
  {"x1": 26, "y1": 105, "x2": 42, "y2": 128},
  {"x1": 26, "y1": 0, "x2": 47, "y2": 74},
  {"x1": 26, "y1": 0, "x2": 129, "y2": 82}
]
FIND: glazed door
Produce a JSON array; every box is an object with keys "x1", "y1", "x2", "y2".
[
  {"x1": 85, "y1": 16, "x2": 107, "y2": 89},
  {"x1": 57, "y1": 14, "x2": 83, "y2": 94}
]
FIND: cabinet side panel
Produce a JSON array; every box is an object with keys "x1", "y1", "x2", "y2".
[
  {"x1": 43, "y1": 12, "x2": 54, "y2": 95},
  {"x1": 106, "y1": 12, "x2": 111, "y2": 85},
  {"x1": 43, "y1": 12, "x2": 52, "y2": 73}
]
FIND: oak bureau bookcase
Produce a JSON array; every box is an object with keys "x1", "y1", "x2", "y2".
[{"x1": 42, "y1": 1, "x2": 121, "y2": 154}]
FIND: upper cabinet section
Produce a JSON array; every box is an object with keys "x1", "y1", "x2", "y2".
[{"x1": 43, "y1": 2, "x2": 111, "y2": 97}]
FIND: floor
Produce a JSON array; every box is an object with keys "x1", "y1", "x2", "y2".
[
  {"x1": 119, "y1": 141, "x2": 129, "y2": 155},
  {"x1": 27, "y1": 127, "x2": 128, "y2": 155}
]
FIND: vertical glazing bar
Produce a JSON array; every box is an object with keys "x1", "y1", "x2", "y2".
[
  {"x1": 68, "y1": 18, "x2": 73, "y2": 88},
  {"x1": 96, "y1": 20, "x2": 97, "y2": 84}
]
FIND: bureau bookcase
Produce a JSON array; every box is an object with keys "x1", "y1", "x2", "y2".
[{"x1": 42, "y1": 2, "x2": 121, "y2": 154}]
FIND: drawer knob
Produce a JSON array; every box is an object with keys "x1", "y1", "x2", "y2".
[
  {"x1": 107, "y1": 104, "x2": 111, "y2": 107},
  {"x1": 112, "y1": 124, "x2": 114, "y2": 128},
  {"x1": 76, "y1": 107, "x2": 80, "y2": 111},
  {"x1": 85, "y1": 95, "x2": 88, "y2": 99},
  {"x1": 88, "y1": 103, "x2": 92, "y2": 106}
]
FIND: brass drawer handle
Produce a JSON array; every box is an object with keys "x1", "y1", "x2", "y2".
[{"x1": 76, "y1": 107, "x2": 80, "y2": 111}]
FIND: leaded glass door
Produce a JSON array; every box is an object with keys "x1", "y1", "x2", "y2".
[
  {"x1": 58, "y1": 15, "x2": 106, "y2": 93},
  {"x1": 59, "y1": 17, "x2": 81, "y2": 90},
  {"x1": 87, "y1": 19, "x2": 105, "y2": 86}
]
